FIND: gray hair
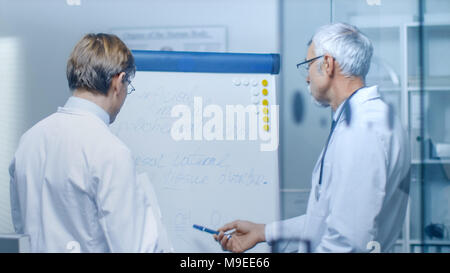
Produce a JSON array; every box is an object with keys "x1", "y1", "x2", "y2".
[{"x1": 310, "y1": 23, "x2": 373, "y2": 79}]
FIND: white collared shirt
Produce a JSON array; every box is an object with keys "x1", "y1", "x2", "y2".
[
  {"x1": 64, "y1": 96, "x2": 110, "y2": 125},
  {"x1": 9, "y1": 97, "x2": 159, "y2": 252},
  {"x1": 266, "y1": 85, "x2": 411, "y2": 252}
]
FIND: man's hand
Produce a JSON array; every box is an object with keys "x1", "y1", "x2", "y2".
[{"x1": 213, "y1": 220, "x2": 265, "y2": 253}]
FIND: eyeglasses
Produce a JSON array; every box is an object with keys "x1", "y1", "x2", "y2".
[
  {"x1": 296, "y1": 55, "x2": 324, "y2": 72},
  {"x1": 126, "y1": 79, "x2": 135, "y2": 95}
]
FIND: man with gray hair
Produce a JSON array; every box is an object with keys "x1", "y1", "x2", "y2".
[{"x1": 215, "y1": 23, "x2": 410, "y2": 253}]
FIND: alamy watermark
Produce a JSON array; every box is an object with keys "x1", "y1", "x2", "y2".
[
  {"x1": 170, "y1": 97, "x2": 279, "y2": 152},
  {"x1": 66, "y1": 240, "x2": 81, "y2": 253},
  {"x1": 366, "y1": 241, "x2": 381, "y2": 253}
]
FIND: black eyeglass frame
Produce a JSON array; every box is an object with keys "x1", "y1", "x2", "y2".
[
  {"x1": 296, "y1": 55, "x2": 324, "y2": 70},
  {"x1": 126, "y1": 79, "x2": 135, "y2": 95}
]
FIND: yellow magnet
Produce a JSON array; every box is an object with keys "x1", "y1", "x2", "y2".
[
  {"x1": 262, "y1": 79, "x2": 268, "y2": 87},
  {"x1": 262, "y1": 88, "x2": 268, "y2": 96},
  {"x1": 263, "y1": 124, "x2": 270, "y2": 131},
  {"x1": 263, "y1": 107, "x2": 269, "y2": 114},
  {"x1": 263, "y1": 116, "x2": 269, "y2": 123},
  {"x1": 262, "y1": 99, "x2": 269, "y2": 106}
]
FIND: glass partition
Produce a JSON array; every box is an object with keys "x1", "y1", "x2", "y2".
[{"x1": 332, "y1": 0, "x2": 450, "y2": 253}]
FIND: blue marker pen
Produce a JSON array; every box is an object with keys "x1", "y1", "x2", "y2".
[{"x1": 193, "y1": 224, "x2": 232, "y2": 239}]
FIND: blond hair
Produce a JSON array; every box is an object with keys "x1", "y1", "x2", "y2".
[{"x1": 66, "y1": 33, "x2": 135, "y2": 95}]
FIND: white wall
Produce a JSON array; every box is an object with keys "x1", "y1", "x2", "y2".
[{"x1": 0, "y1": 0, "x2": 280, "y2": 233}]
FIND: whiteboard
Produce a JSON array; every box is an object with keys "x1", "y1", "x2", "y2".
[{"x1": 110, "y1": 51, "x2": 280, "y2": 252}]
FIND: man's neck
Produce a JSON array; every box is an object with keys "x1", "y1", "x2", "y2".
[
  {"x1": 329, "y1": 77, "x2": 365, "y2": 111},
  {"x1": 73, "y1": 89, "x2": 113, "y2": 118}
]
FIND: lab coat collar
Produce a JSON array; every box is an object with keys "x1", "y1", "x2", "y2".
[
  {"x1": 332, "y1": 85, "x2": 380, "y2": 122},
  {"x1": 62, "y1": 96, "x2": 111, "y2": 125}
]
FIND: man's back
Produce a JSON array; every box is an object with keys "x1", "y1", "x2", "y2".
[{"x1": 10, "y1": 105, "x2": 158, "y2": 252}]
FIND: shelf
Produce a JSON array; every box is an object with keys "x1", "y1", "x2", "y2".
[
  {"x1": 368, "y1": 87, "x2": 450, "y2": 92},
  {"x1": 350, "y1": 15, "x2": 413, "y2": 29},
  {"x1": 395, "y1": 239, "x2": 450, "y2": 249},
  {"x1": 375, "y1": 86, "x2": 450, "y2": 92},
  {"x1": 396, "y1": 240, "x2": 450, "y2": 246},
  {"x1": 351, "y1": 15, "x2": 450, "y2": 29},
  {"x1": 409, "y1": 87, "x2": 450, "y2": 92},
  {"x1": 408, "y1": 76, "x2": 450, "y2": 91},
  {"x1": 370, "y1": 80, "x2": 450, "y2": 92},
  {"x1": 411, "y1": 159, "x2": 450, "y2": 164},
  {"x1": 377, "y1": 87, "x2": 450, "y2": 92},
  {"x1": 407, "y1": 21, "x2": 450, "y2": 28},
  {"x1": 409, "y1": 240, "x2": 450, "y2": 246}
]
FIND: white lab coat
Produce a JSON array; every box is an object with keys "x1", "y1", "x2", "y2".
[
  {"x1": 266, "y1": 86, "x2": 411, "y2": 253},
  {"x1": 9, "y1": 97, "x2": 159, "y2": 252}
]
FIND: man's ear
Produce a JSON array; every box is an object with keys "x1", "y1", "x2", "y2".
[
  {"x1": 323, "y1": 54, "x2": 334, "y2": 77},
  {"x1": 117, "y1": 72, "x2": 126, "y2": 84},
  {"x1": 110, "y1": 72, "x2": 126, "y2": 97}
]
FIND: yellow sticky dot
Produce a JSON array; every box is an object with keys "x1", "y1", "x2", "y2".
[
  {"x1": 262, "y1": 89, "x2": 268, "y2": 96},
  {"x1": 263, "y1": 107, "x2": 269, "y2": 114},
  {"x1": 264, "y1": 124, "x2": 270, "y2": 131},
  {"x1": 262, "y1": 99, "x2": 269, "y2": 106},
  {"x1": 262, "y1": 79, "x2": 268, "y2": 87},
  {"x1": 263, "y1": 116, "x2": 269, "y2": 123}
]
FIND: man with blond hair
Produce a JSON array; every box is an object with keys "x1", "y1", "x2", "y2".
[{"x1": 9, "y1": 33, "x2": 159, "y2": 252}]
